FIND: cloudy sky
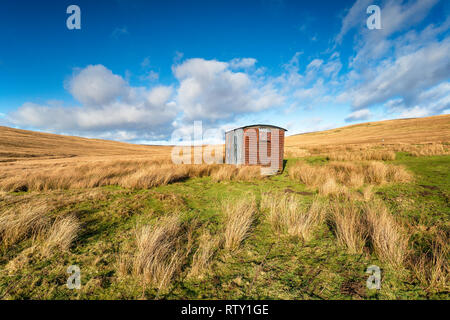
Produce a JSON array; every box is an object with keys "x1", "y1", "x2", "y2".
[{"x1": 0, "y1": 0, "x2": 449, "y2": 144}]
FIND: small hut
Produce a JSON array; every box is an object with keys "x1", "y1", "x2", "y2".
[{"x1": 225, "y1": 124, "x2": 287, "y2": 173}]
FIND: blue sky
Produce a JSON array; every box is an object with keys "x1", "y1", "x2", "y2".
[{"x1": 0, "y1": 0, "x2": 449, "y2": 144}]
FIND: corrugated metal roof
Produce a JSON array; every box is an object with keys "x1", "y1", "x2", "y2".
[{"x1": 225, "y1": 124, "x2": 287, "y2": 133}]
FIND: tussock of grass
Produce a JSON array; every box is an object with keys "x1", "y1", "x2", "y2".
[
  {"x1": 132, "y1": 215, "x2": 189, "y2": 290},
  {"x1": 261, "y1": 193, "x2": 324, "y2": 241},
  {"x1": 211, "y1": 166, "x2": 238, "y2": 182},
  {"x1": 211, "y1": 165, "x2": 263, "y2": 182},
  {"x1": 348, "y1": 172, "x2": 365, "y2": 188},
  {"x1": 411, "y1": 231, "x2": 449, "y2": 292},
  {"x1": 189, "y1": 230, "x2": 220, "y2": 278},
  {"x1": 289, "y1": 160, "x2": 412, "y2": 189},
  {"x1": 364, "y1": 201, "x2": 409, "y2": 267},
  {"x1": 223, "y1": 197, "x2": 256, "y2": 250},
  {"x1": 0, "y1": 202, "x2": 50, "y2": 249},
  {"x1": 117, "y1": 252, "x2": 132, "y2": 278},
  {"x1": 327, "y1": 199, "x2": 410, "y2": 262},
  {"x1": 364, "y1": 161, "x2": 388, "y2": 184},
  {"x1": 235, "y1": 166, "x2": 262, "y2": 181},
  {"x1": 409, "y1": 143, "x2": 449, "y2": 157},
  {"x1": 289, "y1": 161, "x2": 325, "y2": 187},
  {"x1": 362, "y1": 185, "x2": 374, "y2": 201},
  {"x1": 386, "y1": 165, "x2": 412, "y2": 183},
  {"x1": 42, "y1": 214, "x2": 80, "y2": 255},
  {"x1": 319, "y1": 178, "x2": 349, "y2": 198},
  {"x1": 328, "y1": 201, "x2": 367, "y2": 254}
]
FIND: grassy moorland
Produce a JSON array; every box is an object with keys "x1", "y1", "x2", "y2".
[{"x1": 0, "y1": 115, "x2": 448, "y2": 300}]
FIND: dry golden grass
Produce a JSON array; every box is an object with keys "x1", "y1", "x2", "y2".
[
  {"x1": 288, "y1": 162, "x2": 326, "y2": 187},
  {"x1": 411, "y1": 232, "x2": 449, "y2": 292},
  {"x1": 235, "y1": 166, "x2": 263, "y2": 181},
  {"x1": 211, "y1": 165, "x2": 238, "y2": 182},
  {"x1": 0, "y1": 202, "x2": 50, "y2": 249},
  {"x1": 404, "y1": 143, "x2": 449, "y2": 157},
  {"x1": 210, "y1": 165, "x2": 263, "y2": 182},
  {"x1": 327, "y1": 199, "x2": 410, "y2": 262},
  {"x1": 261, "y1": 193, "x2": 325, "y2": 241},
  {"x1": 362, "y1": 185, "x2": 374, "y2": 201},
  {"x1": 289, "y1": 160, "x2": 412, "y2": 190},
  {"x1": 328, "y1": 201, "x2": 368, "y2": 254},
  {"x1": 189, "y1": 230, "x2": 220, "y2": 278},
  {"x1": 0, "y1": 159, "x2": 265, "y2": 192},
  {"x1": 326, "y1": 150, "x2": 396, "y2": 161},
  {"x1": 318, "y1": 178, "x2": 348, "y2": 197},
  {"x1": 42, "y1": 214, "x2": 80, "y2": 255},
  {"x1": 117, "y1": 252, "x2": 132, "y2": 278},
  {"x1": 286, "y1": 143, "x2": 448, "y2": 161},
  {"x1": 222, "y1": 197, "x2": 256, "y2": 250},
  {"x1": 386, "y1": 164, "x2": 412, "y2": 182},
  {"x1": 365, "y1": 161, "x2": 388, "y2": 184},
  {"x1": 284, "y1": 148, "x2": 311, "y2": 158},
  {"x1": 364, "y1": 201, "x2": 409, "y2": 267},
  {"x1": 132, "y1": 215, "x2": 190, "y2": 290}
]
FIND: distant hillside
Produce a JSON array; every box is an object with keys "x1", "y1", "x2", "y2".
[
  {"x1": 0, "y1": 126, "x2": 170, "y2": 161},
  {"x1": 1, "y1": 114, "x2": 449, "y2": 162},
  {"x1": 285, "y1": 115, "x2": 450, "y2": 147}
]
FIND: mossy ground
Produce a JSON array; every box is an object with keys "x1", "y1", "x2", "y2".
[{"x1": 0, "y1": 154, "x2": 448, "y2": 299}]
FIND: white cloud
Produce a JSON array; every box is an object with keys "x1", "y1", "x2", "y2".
[
  {"x1": 229, "y1": 58, "x2": 257, "y2": 69},
  {"x1": 333, "y1": 0, "x2": 450, "y2": 121},
  {"x1": 9, "y1": 65, "x2": 177, "y2": 141},
  {"x1": 335, "y1": 0, "x2": 372, "y2": 44},
  {"x1": 384, "y1": 82, "x2": 450, "y2": 117},
  {"x1": 379, "y1": 0, "x2": 439, "y2": 37},
  {"x1": 339, "y1": 0, "x2": 441, "y2": 68},
  {"x1": 398, "y1": 106, "x2": 431, "y2": 118},
  {"x1": 306, "y1": 59, "x2": 323, "y2": 70},
  {"x1": 348, "y1": 39, "x2": 450, "y2": 109},
  {"x1": 336, "y1": 0, "x2": 439, "y2": 45},
  {"x1": 174, "y1": 58, "x2": 284, "y2": 122},
  {"x1": 67, "y1": 65, "x2": 128, "y2": 106},
  {"x1": 140, "y1": 70, "x2": 159, "y2": 82},
  {"x1": 345, "y1": 109, "x2": 372, "y2": 122}
]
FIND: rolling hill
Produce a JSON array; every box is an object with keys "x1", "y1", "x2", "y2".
[
  {"x1": 0, "y1": 126, "x2": 171, "y2": 162},
  {"x1": 285, "y1": 114, "x2": 450, "y2": 147},
  {"x1": 0, "y1": 114, "x2": 449, "y2": 162}
]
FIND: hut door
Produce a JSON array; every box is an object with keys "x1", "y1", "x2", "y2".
[{"x1": 259, "y1": 128, "x2": 271, "y2": 164}]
